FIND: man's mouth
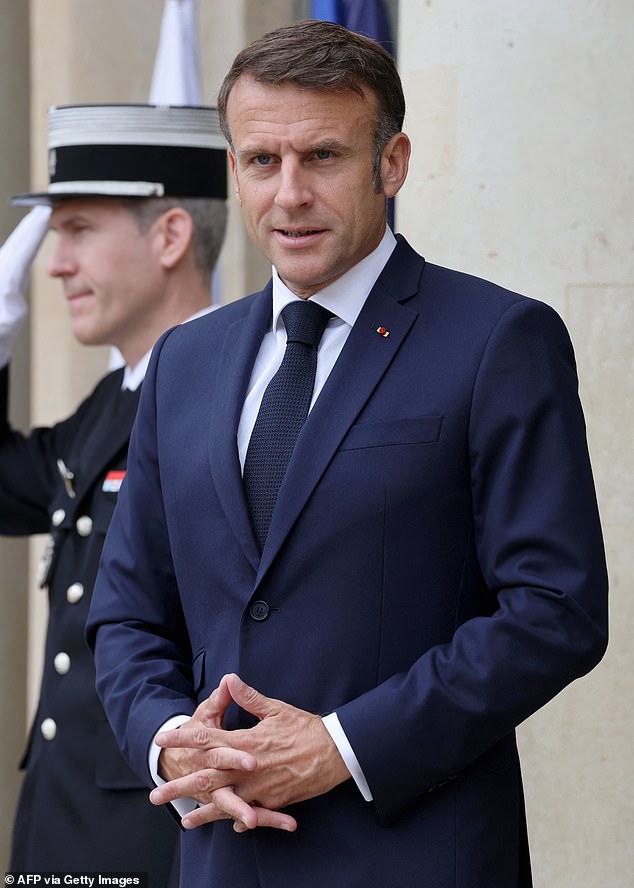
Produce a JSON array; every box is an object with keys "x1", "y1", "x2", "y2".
[
  {"x1": 66, "y1": 290, "x2": 90, "y2": 302},
  {"x1": 277, "y1": 228, "x2": 324, "y2": 238}
]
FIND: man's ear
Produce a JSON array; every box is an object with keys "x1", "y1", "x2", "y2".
[
  {"x1": 154, "y1": 207, "x2": 193, "y2": 270},
  {"x1": 228, "y1": 149, "x2": 242, "y2": 206},
  {"x1": 380, "y1": 132, "x2": 411, "y2": 199}
]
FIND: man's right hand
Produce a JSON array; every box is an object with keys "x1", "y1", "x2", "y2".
[
  {"x1": 154, "y1": 674, "x2": 298, "y2": 833},
  {"x1": 157, "y1": 673, "x2": 254, "y2": 783}
]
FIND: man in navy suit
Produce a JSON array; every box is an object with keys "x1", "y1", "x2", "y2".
[{"x1": 88, "y1": 20, "x2": 608, "y2": 888}]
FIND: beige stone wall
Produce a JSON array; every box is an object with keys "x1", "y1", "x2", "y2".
[{"x1": 398, "y1": 3, "x2": 633, "y2": 885}]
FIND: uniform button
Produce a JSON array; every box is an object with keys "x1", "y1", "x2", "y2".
[
  {"x1": 66, "y1": 582, "x2": 84, "y2": 604},
  {"x1": 75, "y1": 515, "x2": 93, "y2": 537},
  {"x1": 41, "y1": 718, "x2": 57, "y2": 740},
  {"x1": 54, "y1": 652, "x2": 71, "y2": 675},
  {"x1": 249, "y1": 600, "x2": 270, "y2": 622},
  {"x1": 51, "y1": 508, "x2": 65, "y2": 526}
]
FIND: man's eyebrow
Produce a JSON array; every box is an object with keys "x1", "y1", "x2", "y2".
[
  {"x1": 235, "y1": 146, "x2": 272, "y2": 160},
  {"x1": 236, "y1": 139, "x2": 351, "y2": 159},
  {"x1": 53, "y1": 213, "x2": 90, "y2": 229},
  {"x1": 310, "y1": 139, "x2": 349, "y2": 152},
  {"x1": 49, "y1": 219, "x2": 87, "y2": 238}
]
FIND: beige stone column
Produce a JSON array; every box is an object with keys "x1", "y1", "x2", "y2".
[
  {"x1": 398, "y1": 2, "x2": 633, "y2": 885},
  {"x1": 0, "y1": 0, "x2": 32, "y2": 867}
]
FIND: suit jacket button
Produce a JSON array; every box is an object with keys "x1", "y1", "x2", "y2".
[
  {"x1": 66, "y1": 582, "x2": 84, "y2": 603},
  {"x1": 51, "y1": 508, "x2": 65, "y2": 526},
  {"x1": 54, "y1": 652, "x2": 71, "y2": 674},
  {"x1": 41, "y1": 717, "x2": 57, "y2": 740},
  {"x1": 75, "y1": 515, "x2": 93, "y2": 537},
  {"x1": 249, "y1": 600, "x2": 270, "y2": 621}
]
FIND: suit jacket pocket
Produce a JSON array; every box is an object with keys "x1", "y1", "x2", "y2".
[
  {"x1": 339, "y1": 416, "x2": 443, "y2": 451},
  {"x1": 95, "y1": 718, "x2": 148, "y2": 790}
]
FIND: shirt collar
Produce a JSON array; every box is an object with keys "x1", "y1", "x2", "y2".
[
  {"x1": 271, "y1": 226, "x2": 397, "y2": 332},
  {"x1": 122, "y1": 354, "x2": 151, "y2": 392}
]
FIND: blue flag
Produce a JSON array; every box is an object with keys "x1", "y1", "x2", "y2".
[
  {"x1": 310, "y1": 0, "x2": 347, "y2": 22},
  {"x1": 312, "y1": 0, "x2": 394, "y2": 52},
  {"x1": 346, "y1": 0, "x2": 394, "y2": 55}
]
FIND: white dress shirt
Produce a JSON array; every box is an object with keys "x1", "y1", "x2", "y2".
[{"x1": 151, "y1": 227, "x2": 398, "y2": 811}]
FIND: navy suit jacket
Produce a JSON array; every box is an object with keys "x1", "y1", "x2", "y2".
[{"x1": 88, "y1": 236, "x2": 608, "y2": 888}]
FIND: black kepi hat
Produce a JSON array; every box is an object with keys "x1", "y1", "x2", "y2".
[{"x1": 12, "y1": 103, "x2": 227, "y2": 206}]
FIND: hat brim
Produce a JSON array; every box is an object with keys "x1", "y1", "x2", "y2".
[
  {"x1": 11, "y1": 193, "x2": 54, "y2": 208},
  {"x1": 11, "y1": 179, "x2": 169, "y2": 207}
]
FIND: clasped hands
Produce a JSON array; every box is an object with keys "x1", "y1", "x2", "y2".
[{"x1": 149, "y1": 672, "x2": 349, "y2": 833}]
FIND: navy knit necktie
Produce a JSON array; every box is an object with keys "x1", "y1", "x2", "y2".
[{"x1": 244, "y1": 300, "x2": 332, "y2": 551}]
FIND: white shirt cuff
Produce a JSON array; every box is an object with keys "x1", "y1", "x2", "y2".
[
  {"x1": 322, "y1": 712, "x2": 373, "y2": 802},
  {"x1": 149, "y1": 713, "x2": 197, "y2": 818}
]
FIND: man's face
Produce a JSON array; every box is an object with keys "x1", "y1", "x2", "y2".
[
  {"x1": 226, "y1": 77, "x2": 402, "y2": 299},
  {"x1": 47, "y1": 198, "x2": 165, "y2": 355}
]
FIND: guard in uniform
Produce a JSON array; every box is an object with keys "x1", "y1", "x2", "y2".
[{"x1": 1, "y1": 103, "x2": 227, "y2": 882}]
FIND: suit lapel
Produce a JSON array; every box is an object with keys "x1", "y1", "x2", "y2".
[
  {"x1": 208, "y1": 286, "x2": 273, "y2": 571},
  {"x1": 256, "y1": 237, "x2": 425, "y2": 584}
]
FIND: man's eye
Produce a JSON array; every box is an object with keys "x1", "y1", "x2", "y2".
[
  {"x1": 315, "y1": 150, "x2": 332, "y2": 160},
  {"x1": 253, "y1": 155, "x2": 271, "y2": 166}
]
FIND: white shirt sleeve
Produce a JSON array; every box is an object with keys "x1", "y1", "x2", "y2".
[
  {"x1": 148, "y1": 714, "x2": 198, "y2": 817},
  {"x1": 322, "y1": 713, "x2": 373, "y2": 802}
]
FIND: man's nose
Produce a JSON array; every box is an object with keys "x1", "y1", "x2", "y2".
[
  {"x1": 46, "y1": 241, "x2": 76, "y2": 278},
  {"x1": 274, "y1": 160, "x2": 312, "y2": 210}
]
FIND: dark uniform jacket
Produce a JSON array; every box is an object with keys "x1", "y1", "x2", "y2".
[{"x1": 1, "y1": 364, "x2": 178, "y2": 884}]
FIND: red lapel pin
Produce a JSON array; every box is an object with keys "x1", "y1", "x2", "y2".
[{"x1": 376, "y1": 326, "x2": 390, "y2": 338}]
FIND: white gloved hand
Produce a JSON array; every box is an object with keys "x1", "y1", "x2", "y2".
[{"x1": 0, "y1": 204, "x2": 51, "y2": 368}]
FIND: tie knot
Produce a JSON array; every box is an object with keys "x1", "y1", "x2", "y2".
[{"x1": 281, "y1": 300, "x2": 332, "y2": 348}]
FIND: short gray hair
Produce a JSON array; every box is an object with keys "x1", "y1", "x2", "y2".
[{"x1": 122, "y1": 196, "x2": 227, "y2": 283}]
